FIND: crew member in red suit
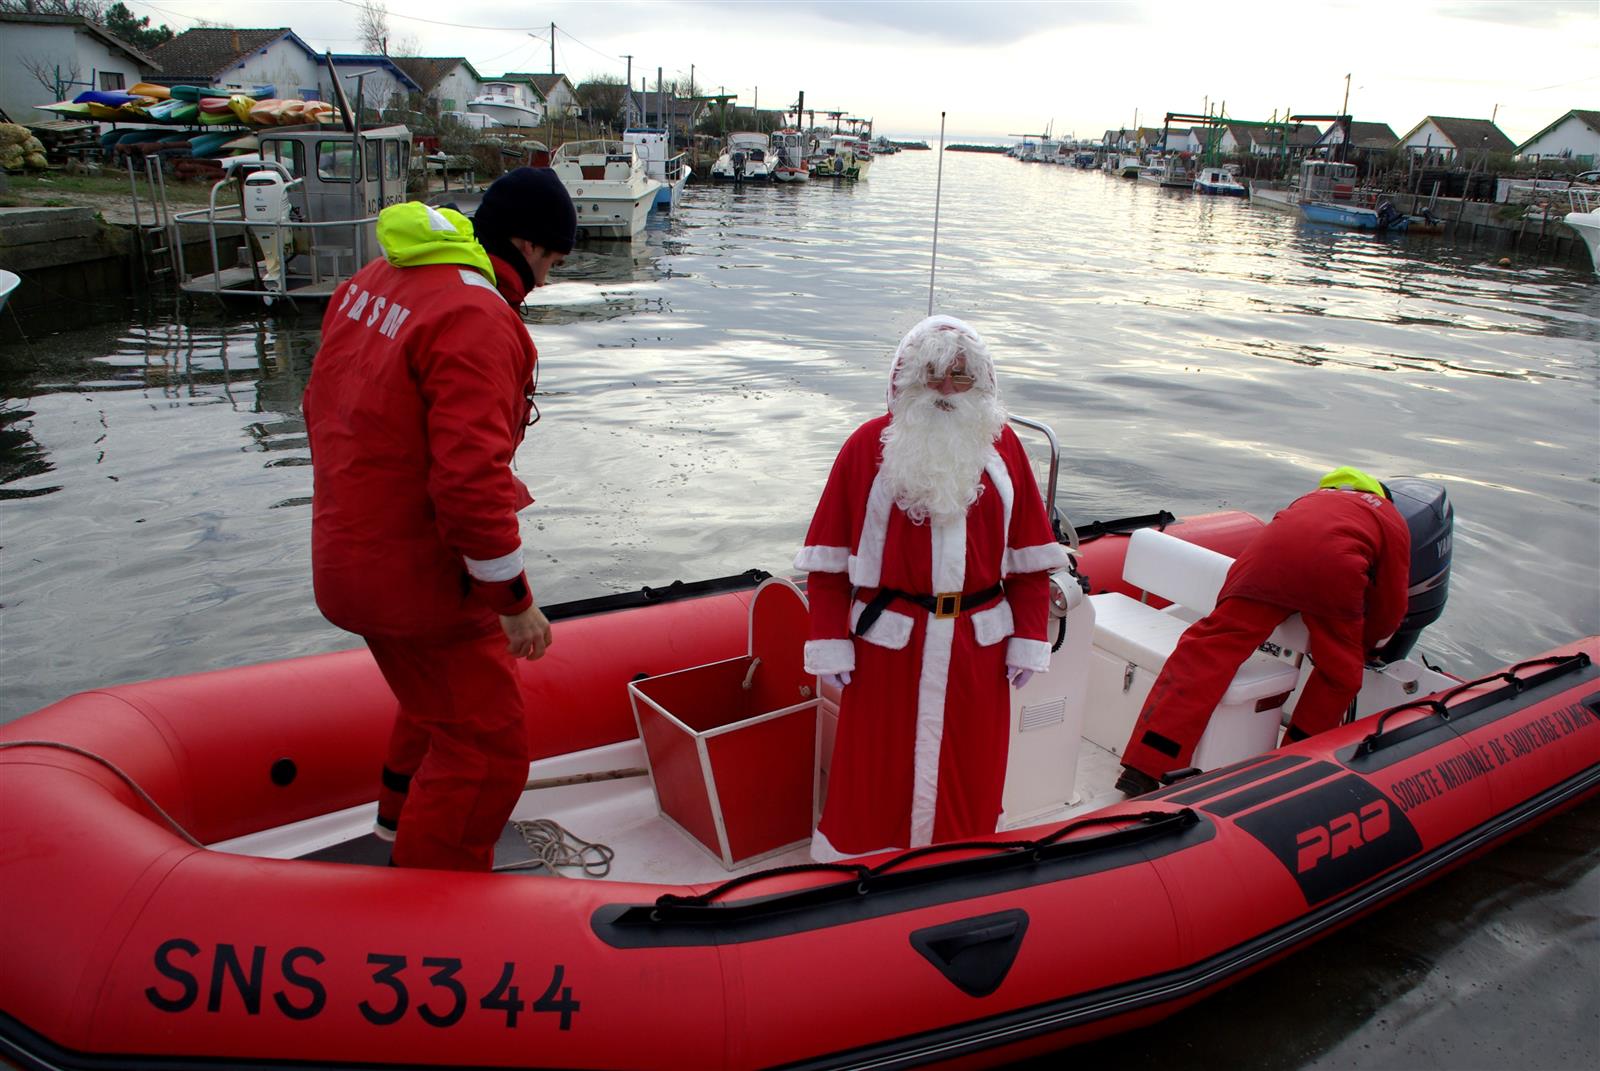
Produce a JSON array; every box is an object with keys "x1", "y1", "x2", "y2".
[
  {"x1": 304, "y1": 168, "x2": 577, "y2": 870},
  {"x1": 796, "y1": 315, "x2": 1071, "y2": 861},
  {"x1": 1116, "y1": 467, "x2": 1412, "y2": 796}
]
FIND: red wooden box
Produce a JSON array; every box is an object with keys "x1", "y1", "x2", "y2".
[{"x1": 628, "y1": 577, "x2": 820, "y2": 869}]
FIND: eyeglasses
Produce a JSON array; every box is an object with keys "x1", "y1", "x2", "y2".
[{"x1": 924, "y1": 367, "x2": 977, "y2": 391}]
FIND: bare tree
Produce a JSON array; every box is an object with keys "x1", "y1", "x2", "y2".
[
  {"x1": 577, "y1": 74, "x2": 627, "y2": 132},
  {"x1": 19, "y1": 53, "x2": 83, "y2": 99},
  {"x1": 356, "y1": 0, "x2": 390, "y2": 54},
  {"x1": 0, "y1": 1, "x2": 107, "y2": 15}
]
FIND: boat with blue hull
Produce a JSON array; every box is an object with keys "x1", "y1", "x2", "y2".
[{"x1": 1301, "y1": 199, "x2": 1409, "y2": 232}]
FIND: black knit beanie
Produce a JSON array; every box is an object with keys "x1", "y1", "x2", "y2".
[{"x1": 472, "y1": 167, "x2": 577, "y2": 292}]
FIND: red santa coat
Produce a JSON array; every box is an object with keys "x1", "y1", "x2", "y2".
[
  {"x1": 797, "y1": 415, "x2": 1070, "y2": 860},
  {"x1": 305, "y1": 254, "x2": 537, "y2": 641}
]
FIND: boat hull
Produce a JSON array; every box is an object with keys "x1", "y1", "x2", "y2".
[
  {"x1": 1564, "y1": 210, "x2": 1600, "y2": 274},
  {"x1": 1300, "y1": 201, "x2": 1409, "y2": 232},
  {"x1": 2, "y1": 514, "x2": 1595, "y2": 1069},
  {"x1": 1194, "y1": 182, "x2": 1247, "y2": 197}
]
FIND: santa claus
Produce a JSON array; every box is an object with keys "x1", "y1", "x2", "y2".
[{"x1": 796, "y1": 315, "x2": 1071, "y2": 861}]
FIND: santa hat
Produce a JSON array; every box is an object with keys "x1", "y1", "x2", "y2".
[{"x1": 886, "y1": 315, "x2": 999, "y2": 409}]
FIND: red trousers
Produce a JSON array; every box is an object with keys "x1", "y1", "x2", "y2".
[
  {"x1": 1120, "y1": 597, "x2": 1366, "y2": 780},
  {"x1": 366, "y1": 631, "x2": 528, "y2": 871}
]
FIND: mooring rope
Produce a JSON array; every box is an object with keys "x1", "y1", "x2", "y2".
[
  {"x1": 494, "y1": 818, "x2": 616, "y2": 877},
  {"x1": 0, "y1": 739, "x2": 205, "y2": 848}
]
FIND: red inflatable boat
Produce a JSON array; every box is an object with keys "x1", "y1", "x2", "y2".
[{"x1": 1, "y1": 508, "x2": 1596, "y2": 1071}]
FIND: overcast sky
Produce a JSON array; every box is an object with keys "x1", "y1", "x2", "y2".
[{"x1": 121, "y1": 0, "x2": 1598, "y2": 142}]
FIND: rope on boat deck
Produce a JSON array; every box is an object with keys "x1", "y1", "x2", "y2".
[
  {"x1": 494, "y1": 819, "x2": 616, "y2": 877},
  {"x1": 0, "y1": 740, "x2": 205, "y2": 848}
]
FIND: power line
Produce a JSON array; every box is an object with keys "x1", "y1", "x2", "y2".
[
  {"x1": 552, "y1": 23, "x2": 626, "y2": 70},
  {"x1": 329, "y1": 0, "x2": 549, "y2": 34}
]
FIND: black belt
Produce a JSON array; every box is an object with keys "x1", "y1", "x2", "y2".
[{"x1": 853, "y1": 583, "x2": 1004, "y2": 637}]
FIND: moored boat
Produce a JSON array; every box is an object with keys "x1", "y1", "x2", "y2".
[
  {"x1": 1193, "y1": 166, "x2": 1247, "y2": 197},
  {"x1": 1562, "y1": 186, "x2": 1600, "y2": 274},
  {"x1": 0, "y1": 269, "x2": 18, "y2": 313},
  {"x1": 711, "y1": 132, "x2": 776, "y2": 183},
  {"x1": 2, "y1": 436, "x2": 1595, "y2": 1069},
  {"x1": 550, "y1": 140, "x2": 662, "y2": 238},
  {"x1": 1300, "y1": 199, "x2": 1409, "y2": 231},
  {"x1": 623, "y1": 128, "x2": 689, "y2": 210},
  {"x1": 770, "y1": 129, "x2": 811, "y2": 183}
]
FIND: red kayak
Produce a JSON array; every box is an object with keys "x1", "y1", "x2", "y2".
[{"x1": 2, "y1": 506, "x2": 1596, "y2": 1070}]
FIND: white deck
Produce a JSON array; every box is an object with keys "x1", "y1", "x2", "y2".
[{"x1": 210, "y1": 734, "x2": 1134, "y2": 886}]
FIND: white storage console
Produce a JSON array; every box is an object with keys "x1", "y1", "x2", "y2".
[{"x1": 1082, "y1": 529, "x2": 1304, "y2": 772}]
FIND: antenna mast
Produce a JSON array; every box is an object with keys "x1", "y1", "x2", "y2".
[{"x1": 928, "y1": 111, "x2": 946, "y2": 316}]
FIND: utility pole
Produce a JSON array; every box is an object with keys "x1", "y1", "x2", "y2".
[
  {"x1": 622, "y1": 54, "x2": 633, "y2": 125},
  {"x1": 1340, "y1": 72, "x2": 1351, "y2": 118},
  {"x1": 550, "y1": 22, "x2": 556, "y2": 75}
]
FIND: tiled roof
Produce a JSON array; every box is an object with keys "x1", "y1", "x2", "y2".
[
  {"x1": 148, "y1": 27, "x2": 295, "y2": 81},
  {"x1": 392, "y1": 57, "x2": 470, "y2": 95},
  {"x1": 0, "y1": 12, "x2": 159, "y2": 70},
  {"x1": 1411, "y1": 116, "x2": 1515, "y2": 154}
]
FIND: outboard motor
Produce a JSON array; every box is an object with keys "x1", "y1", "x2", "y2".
[
  {"x1": 1375, "y1": 477, "x2": 1453, "y2": 662},
  {"x1": 1376, "y1": 200, "x2": 1404, "y2": 231}
]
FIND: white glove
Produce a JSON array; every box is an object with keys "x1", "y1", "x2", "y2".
[
  {"x1": 822, "y1": 671, "x2": 852, "y2": 690},
  {"x1": 1007, "y1": 665, "x2": 1033, "y2": 689}
]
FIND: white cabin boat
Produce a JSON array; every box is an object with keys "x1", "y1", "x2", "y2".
[
  {"x1": 550, "y1": 140, "x2": 662, "y2": 238},
  {"x1": 711, "y1": 132, "x2": 776, "y2": 183},
  {"x1": 623, "y1": 128, "x2": 689, "y2": 211},
  {"x1": 466, "y1": 82, "x2": 544, "y2": 129},
  {"x1": 1193, "y1": 166, "x2": 1247, "y2": 197},
  {"x1": 770, "y1": 129, "x2": 811, "y2": 182}
]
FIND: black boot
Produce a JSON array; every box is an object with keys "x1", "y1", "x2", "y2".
[{"x1": 1115, "y1": 765, "x2": 1160, "y2": 798}]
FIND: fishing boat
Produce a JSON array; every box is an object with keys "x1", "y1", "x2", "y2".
[
  {"x1": 466, "y1": 81, "x2": 544, "y2": 130},
  {"x1": 1118, "y1": 154, "x2": 1142, "y2": 179},
  {"x1": 550, "y1": 140, "x2": 662, "y2": 238},
  {"x1": 623, "y1": 128, "x2": 690, "y2": 211},
  {"x1": 1193, "y1": 166, "x2": 1247, "y2": 197},
  {"x1": 2, "y1": 413, "x2": 1595, "y2": 1069},
  {"x1": 1300, "y1": 199, "x2": 1409, "y2": 232},
  {"x1": 1562, "y1": 186, "x2": 1600, "y2": 274},
  {"x1": 770, "y1": 129, "x2": 811, "y2": 183},
  {"x1": 172, "y1": 124, "x2": 413, "y2": 304},
  {"x1": 711, "y1": 132, "x2": 777, "y2": 183}
]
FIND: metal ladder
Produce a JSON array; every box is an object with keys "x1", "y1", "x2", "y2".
[{"x1": 126, "y1": 156, "x2": 176, "y2": 285}]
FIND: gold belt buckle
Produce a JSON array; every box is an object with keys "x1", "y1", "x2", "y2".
[{"x1": 934, "y1": 592, "x2": 962, "y2": 618}]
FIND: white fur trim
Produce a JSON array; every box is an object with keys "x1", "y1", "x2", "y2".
[
  {"x1": 985, "y1": 450, "x2": 1014, "y2": 547},
  {"x1": 848, "y1": 600, "x2": 914, "y2": 650},
  {"x1": 1006, "y1": 637, "x2": 1053, "y2": 674},
  {"x1": 811, "y1": 826, "x2": 901, "y2": 863},
  {"x1": 908, "y1": 515, "x2": 966, "y2": 848},
  {"x1": 971, "y1": 600, "x2": 1015, "y2": 647},
  {"x1": 794, "y1": 545, "x2": 850, "y2": 573},
  {"x1": 1006, "y1": 542, "x2": 1072, "y2": 576},
  {"x1": 463, "y1": 547, "x2": 524, "y2": 582},
  {"x1": 848, "y1": 470, "x2": 896, "y2": 588},
  {"x1": 803, "y1": 639, "x2": 856, "y2": 676}
]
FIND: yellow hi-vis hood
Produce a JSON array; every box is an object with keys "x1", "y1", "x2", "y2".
[
  {"x1": 1318, "y1": 466, "x2": 1386, "y2": 497},
  {"x1": 376, "y1": 202, "x2": 495, "y2": 284}
]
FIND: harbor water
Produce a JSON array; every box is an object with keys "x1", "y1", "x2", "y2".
[{"x1": 1, "y1": 150, "x2": 1596, "y2": 1067}]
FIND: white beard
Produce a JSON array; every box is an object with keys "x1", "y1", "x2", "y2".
[{"x1": 879, "y1": 386, "x2": 1008, "y2": 525}]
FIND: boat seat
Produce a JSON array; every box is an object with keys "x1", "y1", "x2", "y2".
[
  {"x1": 1082, "y1": 529, "x2": 1304, "y2": 770},
  {"x1": 604, "y1": 162, "x2": 631, "y2": 181}
]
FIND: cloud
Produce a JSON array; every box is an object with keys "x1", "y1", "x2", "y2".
[
  {"x1": 689, "y1": 0, "x2": 1137, "y2": 46},
  {"x1": 1435, "y1": 0, "x2": 1595, "y2": 29}
]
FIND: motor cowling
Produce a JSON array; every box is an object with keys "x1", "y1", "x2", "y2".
[
  {"x1": 1375, "y1": 477, "x2": 1453, "y2": 662},
  {"x1": 243, "y1": 171, "x2": 289, "y2": 223}
]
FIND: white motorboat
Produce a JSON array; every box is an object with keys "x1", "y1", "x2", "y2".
[
  {"x1": 550, "y1": 140, "x2": 663, "y2": 239},
  {"x1": 1118, "y1": 154, "x2": 1142, "y2": 178},
  {"x1": 466, "y1": 82, "x2": 544, "y2": 129},
  {"x1": 1562, "y1": 187, "x2": 1600, "y2": 275},
  {"x1": 1193, "y1": 166, "x2": 1247, "y2": 197},
  {"x1": 770, "y1": 129, "x2": 811, "y2": 183},
  {"x1": 623, "y1": 128, "x2": 689, "y2": 211},
  {"x1": 1138, "y1": 158, "x2": 1166, "y2": 184},
  {"x1": 0, "y1": 269, "x2": 18, "y2": 313},
  {"x1": 711, "y1": 132, "x2": 776, "y2": 183}
]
